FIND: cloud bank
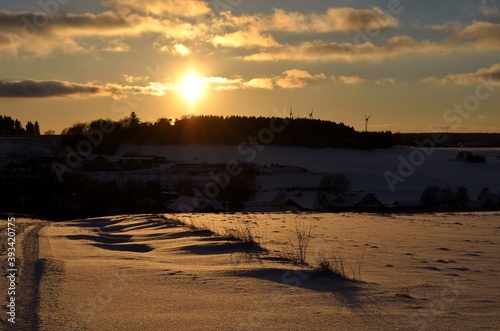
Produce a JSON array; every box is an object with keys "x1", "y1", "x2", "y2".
[
  {"x1": 422, "y1": 62, "x2": 500, "y2": 85},
  {"x1": 0, "y1": 80, "x2": 100, "y2": 98}
]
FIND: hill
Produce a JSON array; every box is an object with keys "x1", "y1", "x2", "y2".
[{"x1": 60, "y1": 113, "x2": 393, "y2": 153}]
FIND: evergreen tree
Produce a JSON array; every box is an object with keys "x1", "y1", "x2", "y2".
[
  {"x1": 0, "y1": 116, "x2": 15, "y2": 134},
  {"x1": 34, "y1": 121, "x2": 41, "y2": 135},
  {"x1": 129, "y1": 112, "x2": 140, "y2": 129},
  {"x1": 26, "y1": 121, "x2": 35, "y2": 135},
  {"x1": 14, "y1": 119, "x2": 24, "y2": 134}
]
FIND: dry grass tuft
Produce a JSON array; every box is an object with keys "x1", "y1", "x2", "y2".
[{"x1": 281, "y1": 218, "x2": 312, "y2": 265}]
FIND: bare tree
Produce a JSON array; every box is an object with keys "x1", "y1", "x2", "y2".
[
  {"x1": 420, "y1": 186, "x2": 439, "y2": 209},
  {"x1": 440, "y1": 186, "x2": 457, "y2": 209},
  {"x1": 479, "y1": 187, "x2": 494, "y2": 206},
  {"x1": 455, "y1": 186, "x2": 469, "y2": 209}
]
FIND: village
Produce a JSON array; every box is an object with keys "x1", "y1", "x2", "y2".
[
  {"x1": 1, "y1": 135, "x2": 499, "y2": 218},
  {"x1": 67, "y1": 151, "x2": 500, "y2": 214}
]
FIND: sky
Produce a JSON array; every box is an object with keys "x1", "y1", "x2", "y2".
[{"x1": 0, "y1": 0, "x2": 499, "y2": 133}]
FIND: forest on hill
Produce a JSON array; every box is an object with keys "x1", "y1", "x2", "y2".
[{"x1": 61, "y1": 113, "x2": 394, "y2": 153}]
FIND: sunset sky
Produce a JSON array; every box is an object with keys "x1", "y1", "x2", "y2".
[{"x1": 1, "y1": 0, "x2": 499, "y2": 133}]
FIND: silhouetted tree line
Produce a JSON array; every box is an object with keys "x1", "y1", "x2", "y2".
[
  {"x1": 394, "y1": 132, "x2": 500, "y2": 147},
  {"x1": 0, "y1": 155, "x2": 163, "y2": 218},
  {"x1": 61, "y1": 113, "x2": 393, "y2": 153},
  {"x1": 0, "y1": 156, "x2": 258, "y2": 217},
  {"x1": 0, "y1": 115, "x2": 40, "y2": 135}
]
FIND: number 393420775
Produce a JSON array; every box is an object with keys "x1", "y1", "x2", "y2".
[{"x1": 7, "y1": 217, "x2": 16, "y2": 267}]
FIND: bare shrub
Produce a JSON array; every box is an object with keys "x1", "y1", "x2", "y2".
[
  {"x1": 315, "y1": 252, "x2": 348, "y2": 280},
  {"x1": 352, "y1": 245, "x2": 366, "y2": 280},
  {"x1": 223, "y1": 221, "x2": 267, "y2": 254},
  {"x1": 224, "y1": 221, "x2": 257, "y2": 246},
  {"x1": 171, "y1": 216, "x2": 214, "y2": 233},
  {"x1": 313, "y1": 245, "x2": 366, "y2": 281},
  {"x1": 176, "y1": 217, "x2": 267, "y2": 254},
  {"x1": 282, "y1": 218, "x2": 312, "y2": 265}
]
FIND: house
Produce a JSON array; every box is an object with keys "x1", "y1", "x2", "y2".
[
  {"x1": 274, "y1": 198, "x2": 310, "y2": 212},
  {"x1": 316, "y1": 192, "x2": 365, "y2": 212},
  {"x1": 392, "y1": 200, "x2": 423, "y2": 211},
  {"x1": 477, "y1": 189, "x2": 499, "y2": 207},
  {"x1": 290, "y1": 191, "x2": 319, "y2": 211},
  {"x1": 355, "y1": 193, "x2": 389, "y2": 212},
  {"x1": 316, "y1": 192, "x2": 389, "y2": 212},
  {"x1": 240, "y1": 201, "x2": 273, "y2": 213}
]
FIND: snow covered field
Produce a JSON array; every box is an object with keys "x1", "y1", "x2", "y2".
[
  {"x1": 1, "y1": 137, "x2": 499, "y2": 206},
  {"x1": 31, "y1": 212, "x2": 499, "y2": 330},
  {"x1": 1, "y1": 139, "x2": 499, "y2": 329},
  {"x1": 118, "y1": 144, "x2": 500, "y2": 204}
]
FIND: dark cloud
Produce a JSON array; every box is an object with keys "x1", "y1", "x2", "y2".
[
  {"x1": 103, "y1": 0, "x2": 212, "y2": 17},
  {"x1": 0, "y1": 11, "x2": 165, "y2": 54},
  {"x1": 0, "y1": 11, "x2": 167, "y2": 39},
  {"x1": 243, "y1": 36, "x2": 429, "y2": 61},
  {"x1": 0, "y1": 11, "x2": 133, "y2": 33},
  {"x1": 422, "y1": 62, "x2": 500, "y2": 85},
  {"x1": 0, "y1": 80, "x2": 176, "y2": 98},
  {"x1": 0, "y1": 80, "x2": 101, "y2": 98}
]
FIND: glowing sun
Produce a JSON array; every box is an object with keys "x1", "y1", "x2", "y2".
[{"x1": 179, "y1": 72, "x2": 204, "y2": 103}]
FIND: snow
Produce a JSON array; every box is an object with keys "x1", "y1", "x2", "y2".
[
  {"x1": 2, "y1": 139, "x2": 499, "y2": 329},
  {"x1": 115, "y1": 144, "x2": 500, "y2": 204},
  {"x1": 2, "y1": 138, "x2": 499, "y2": 207},
  {"x1": 34, "y1": 212, "x2": 500, "y2": 330}
]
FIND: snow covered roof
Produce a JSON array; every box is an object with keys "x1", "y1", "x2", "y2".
[{"x1": 392, "y1": 200, "x2": 423, "y2": 207}]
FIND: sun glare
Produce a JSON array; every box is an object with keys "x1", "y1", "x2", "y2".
[{"x1": 179, "y1": 72, "x2": 204, "y2": 104}]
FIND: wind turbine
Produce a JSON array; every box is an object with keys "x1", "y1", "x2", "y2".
[
  {"x1": 308, "y1": 107, "x2": 314, "y2": 120},
  {"x1": 289, "y1": 105, "x2": 295, "y2": 119},
  {"x1": 364, "y1": 114, "x2": 371, "y2": 132}
]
